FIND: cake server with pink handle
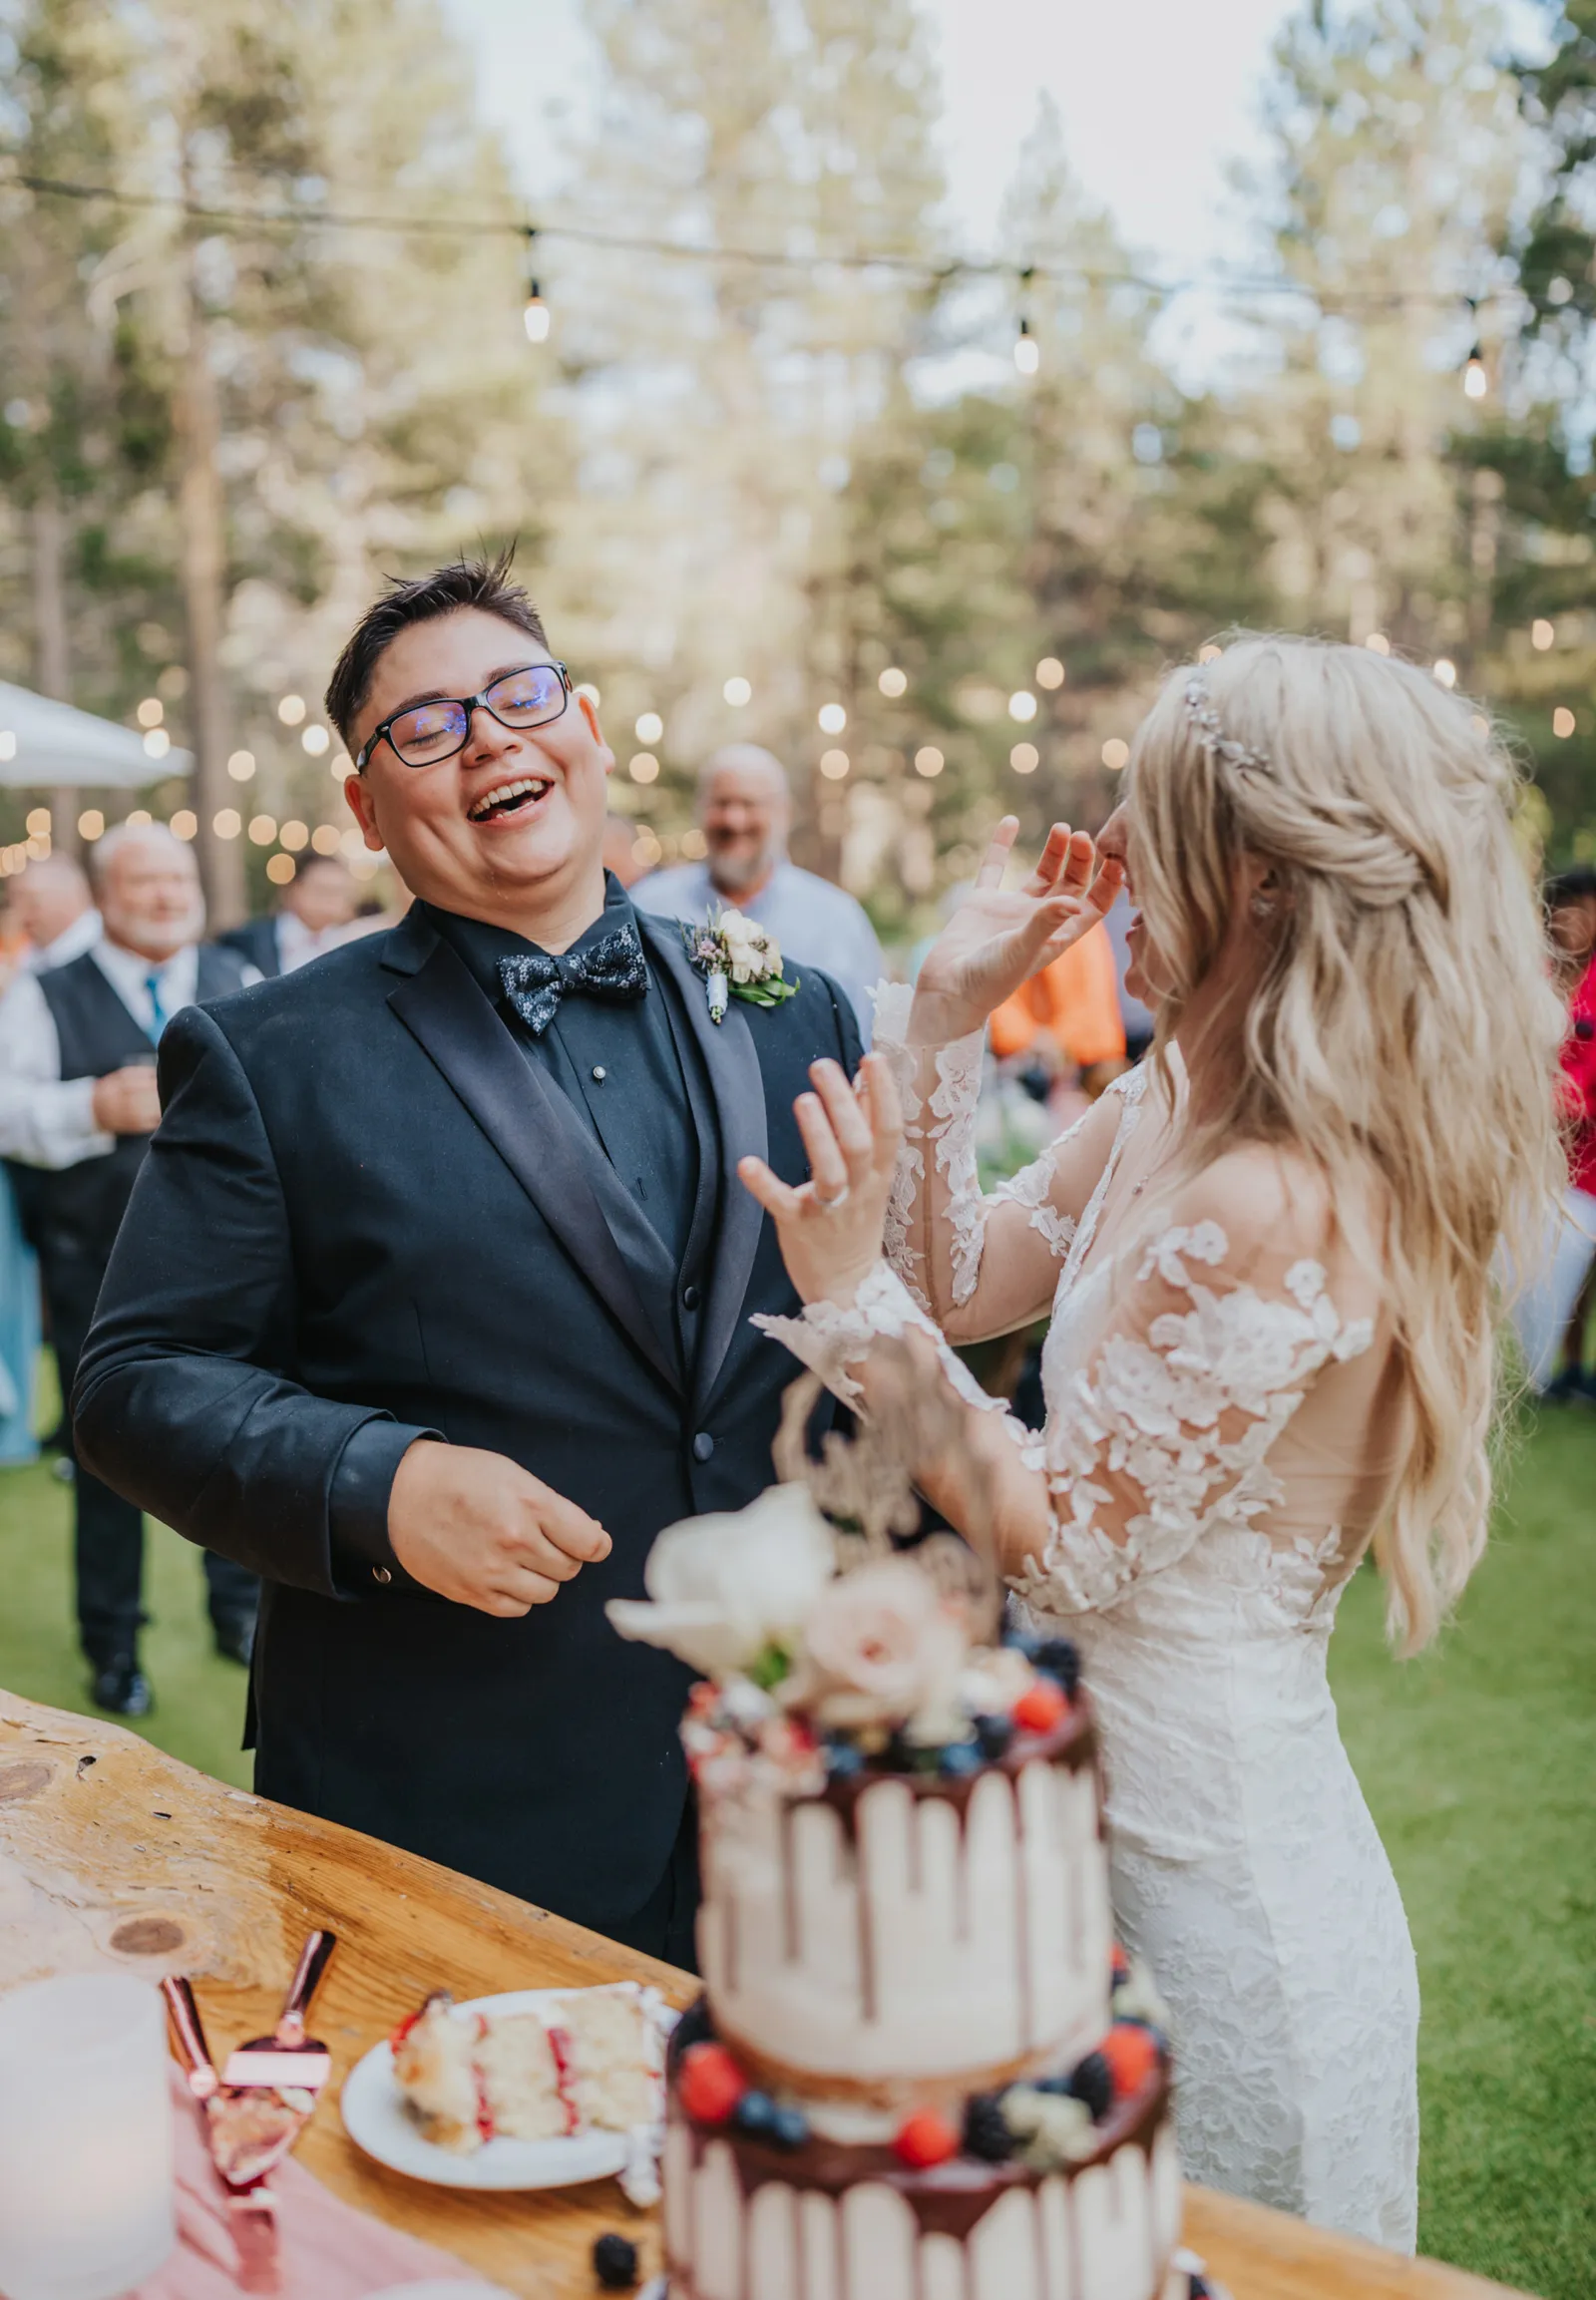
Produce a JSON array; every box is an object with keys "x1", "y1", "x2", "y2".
[
  {"x1": 162, "y1": 1975, "x2": 281, "y2": 2294},
  {"x1": 222, "y1": 1928, "x2": 336, "y2": 2092},
  {"x1": 165, "y1": 1970, "x2": 315, "y2": 2185}
]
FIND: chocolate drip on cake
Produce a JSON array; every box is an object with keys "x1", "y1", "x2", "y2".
[{"x1": 812, "y1": 1702, "x2": 1097, "y2": 1842}]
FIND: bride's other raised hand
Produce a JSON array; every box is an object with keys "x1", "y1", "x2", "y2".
[
  {"x1": 910, "y1": 815, "x2": 1125, "y2": 1044},
  {"x1": 738, "y1": 1054, "x2": 903, "y2": 1308}
]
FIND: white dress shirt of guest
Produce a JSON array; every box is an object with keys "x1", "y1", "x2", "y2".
[
  {"x1": 632, "y1": 744, "x2": 886, "y2": 1041},
  {"x1": 7, "y1": 854, "x2": 102, "y2": 973},
  {"x1": 0, "y1": 823, "x2": 258, "y2": 1170},
  {"x1": 220, "y1": 851, "x2": 362, "y2": 976}
]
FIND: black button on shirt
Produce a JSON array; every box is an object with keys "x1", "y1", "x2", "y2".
[{"x1": 425, "y1": 883, "x2": 702, "y2": 1272}]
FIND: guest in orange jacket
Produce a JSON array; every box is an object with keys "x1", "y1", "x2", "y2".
[{"x1": 987, "y1": 921, "x2": 1127, "y2": 1099}]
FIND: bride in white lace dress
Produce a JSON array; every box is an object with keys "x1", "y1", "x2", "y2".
[{"x1": 739, "y1": 635, "x2": 1563, "y2": 2251}]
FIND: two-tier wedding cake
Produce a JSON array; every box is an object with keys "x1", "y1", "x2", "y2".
[{"x1": 609, "y1": 1459, "x2": 1198, "y2": 2300}]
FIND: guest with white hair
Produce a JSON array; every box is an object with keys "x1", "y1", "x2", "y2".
[
  {"x1": 0, "y1": 820, "x2": 258, "y2": 1714},
  {"x1": 633, "y1": 743, "x2": 885, "y2": 1038},
  {"x1": 10, "y1": 853, "x2": 101, "y2": 972}
]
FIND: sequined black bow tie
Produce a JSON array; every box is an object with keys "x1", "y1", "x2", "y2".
[{"x1": 497, "y1": 923, "x2": 649, "y2": 1037}]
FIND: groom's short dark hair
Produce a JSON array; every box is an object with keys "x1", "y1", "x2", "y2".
[{"x1": 325, "y1": 546, "x2": 550, "y2": 754}]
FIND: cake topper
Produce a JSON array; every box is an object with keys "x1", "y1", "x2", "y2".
[{"x1": 607, "y1": 1348, "x2": 1005, "y2": 1741}]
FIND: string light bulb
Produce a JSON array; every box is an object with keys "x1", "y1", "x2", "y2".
[
  {"x1": 1462, "y1": 343, "x2": 1487, "y2": 401},
  {"x1": 523, "y1": 228, "x2": 551, "y2": 344},
  {"x1": 1013, "y1": 267, "x2": 1039, "y2": 375}
]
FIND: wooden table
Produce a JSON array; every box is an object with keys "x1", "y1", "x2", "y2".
[{"x1": 0, "y1": 1692, "x2": 1533, "y2": 2300}]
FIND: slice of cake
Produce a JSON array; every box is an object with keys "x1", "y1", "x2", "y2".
[
  {"x1": 561, "y1": 1982, "x2": 664, "y2": 2132},
  {"x1": 390, "y1": 1983, "x2": 664, "y2": 2153}
]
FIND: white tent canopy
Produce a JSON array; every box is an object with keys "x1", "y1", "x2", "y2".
[{"x1": 0, "y1": 681, "x2": 192, "y2": 789}]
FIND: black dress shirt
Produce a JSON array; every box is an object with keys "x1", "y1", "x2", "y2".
[{"x1": 424, "y1": 879, "x2": 710, "y2": 1273}]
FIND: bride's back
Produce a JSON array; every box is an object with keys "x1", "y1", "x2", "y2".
[{"x1": 1054, "y1": 1124, "x2": 1404, "y2": 1626}]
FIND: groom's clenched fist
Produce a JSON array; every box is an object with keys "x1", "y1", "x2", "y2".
[{"x1": 386, "y1": 1440, "x2": 611, "y2": 1616}]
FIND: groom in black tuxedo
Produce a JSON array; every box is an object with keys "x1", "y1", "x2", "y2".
[{"x1": 73, "y1": 554, "x2": 861, "y2": 1963}]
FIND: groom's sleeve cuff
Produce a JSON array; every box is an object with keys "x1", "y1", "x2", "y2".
[{"x1": 329, "y1": 1415, "x2": 439, "y2": 1593}]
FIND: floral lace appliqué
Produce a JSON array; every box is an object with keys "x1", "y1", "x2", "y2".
[
  {"x1": 869, "y1": 985, "x2": 930, "y2": 1310},
  {"x1": 752, "y1": 1263, "x2": 1000, "y2": 1410},
  {"x1": 927, "y1": 1034, "x2": 987, "y2": 1306},
  {"x1": 991, "y1": 1110, "x2": 1096, "y2": 1260},
  {"x1": 1011, "y1": 1224, "x2": 1374, "y2": 1617}
]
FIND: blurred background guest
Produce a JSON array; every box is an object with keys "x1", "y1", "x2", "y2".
[
  {"x1": 4, "y1": 857, "x2": 101, "y2": 1459},
  {"x1": 11, "y1": 855, "x2": 100, "y2": 973},
  {"x1": 0, "y1": 886, "x2": 41, "y2": 1469},
  {"x1": 989, "y1": 924, "x2": 1128, "y2": 1109},
  {"x1": 1513, "y1": 865, "x2": 1596, "y2": 1395},
  {"x1": 218, "y1": 852, "x2": 358, "y2": 976},
  {"x1": 633, "y1": 742, "x2": 885, "y2": 1038},
  {"x1": 0, "y1": 824, "x2": 257, "y2": 1714}
]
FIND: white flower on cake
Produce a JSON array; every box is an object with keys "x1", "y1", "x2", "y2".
[
  {"x1": 604, "y1": 1482, "x2": 835, "y2": 1676},
  {"x1": 785, "y1": 1556, "x2": 968, "y2": 1734}
]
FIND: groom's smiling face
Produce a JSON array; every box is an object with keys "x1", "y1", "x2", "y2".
[{"x1": 344, "y1": 607, "x2": 613, "y2": 926}]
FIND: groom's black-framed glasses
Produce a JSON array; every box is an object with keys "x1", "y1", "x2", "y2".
[{"x1": 355, "y1": 661, "x2": 573, "y2": 771}]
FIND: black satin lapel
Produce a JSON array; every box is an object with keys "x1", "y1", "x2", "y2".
[
  {"x1": 640, "y1": 920, "x2": 769, "y2": 1410},
  {"x1": 387, "y1": 939, "x2": 679, "y2": 1391}
]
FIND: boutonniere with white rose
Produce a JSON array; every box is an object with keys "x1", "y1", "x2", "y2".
[{"x1": 682, "y1": 908, "x2": 799, "y2": 1024}]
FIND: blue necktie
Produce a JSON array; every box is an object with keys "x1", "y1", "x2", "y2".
[{"x1": 145, "y1": 971, "x2": 167, "y2": 1045}]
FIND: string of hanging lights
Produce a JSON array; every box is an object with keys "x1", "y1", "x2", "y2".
[
  {"x1": 522, "y1": 227, "x2": 551, "y2": 343},
  {"x1": 6, "y1": 166, "x2": 1515, "y2": 385}
]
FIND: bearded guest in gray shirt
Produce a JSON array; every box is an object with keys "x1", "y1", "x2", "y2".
[{"x1": 633, "y1": 744, "x2": 885, "y2": 1042}]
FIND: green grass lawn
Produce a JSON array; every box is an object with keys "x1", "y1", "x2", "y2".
[
  {"x1": 1328, "y1": 1407, "x2": 1595, "y2": 2298},
  {"x1": 0, "y1": 1373, "x2": 1589, "y2": 2295}
]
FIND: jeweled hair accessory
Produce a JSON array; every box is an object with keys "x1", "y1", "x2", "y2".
[{"x1": 1183, "y1": 668, "x2": 1274, "y2": 777}]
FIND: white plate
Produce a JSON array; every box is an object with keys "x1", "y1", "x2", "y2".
[{"x1": 340, "y1": 1988, "x2": 634, "y2": 2191}]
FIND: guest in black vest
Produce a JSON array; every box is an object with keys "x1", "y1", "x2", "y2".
[
  {"x1": 217, "y1": 852, "x2": 359, "y2": 978},
  {"x1": 0, "y1": 823, "x2": 257, "y2": 1715},
  {"x1": 72, "y1": 554, "x2": 864, "y2": 1963}
]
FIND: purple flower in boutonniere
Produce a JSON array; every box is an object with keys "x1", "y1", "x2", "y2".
[{"x1": 681, "y1": 909, "x2": 800, "y2": 1024}]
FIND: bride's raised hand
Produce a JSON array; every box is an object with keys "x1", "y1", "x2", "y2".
[
  {"x1": 911, "y1": 816, "x2": 1125, "y2": 1043},
  {"x1": 739, "y1": 1054, "x2": 903, "y2": 1308}
]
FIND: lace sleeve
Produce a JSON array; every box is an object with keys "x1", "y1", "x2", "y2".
[
  {"x1": 756, "y1": 1156, "x2": 1378, "y2": 1617},
  {"x1": 753, "y1": 1263, "x2": 1048, "y2": 1478},
  {"x1": 1014, "y1": 1215, "x2": 1375, "y2": 1615},
  {"x1": 868, "y1": 981, "x2": 1140, "y2": 1342}
]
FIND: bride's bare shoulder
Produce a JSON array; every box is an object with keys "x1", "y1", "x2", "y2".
[{"x1": 1158, "y1": 1142, "x2": 1360, "y2": 1271}]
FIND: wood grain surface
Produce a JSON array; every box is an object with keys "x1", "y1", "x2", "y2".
[{"x1": 0, "y1": 1691, "x2": 1536, "y2": 2300}]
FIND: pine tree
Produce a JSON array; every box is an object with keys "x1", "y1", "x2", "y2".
[
  {"x1": 826, "y1": 99, "x2": 1274, "y2": 937},
  {"x1": 0, "y1": 0, "x2": 156, "y2": 854},
  {"x1": 2, "y1": 0, "x2": 567, "y2": 914},
  {"x1": 544, "y1": 0, "x2": 944, "y2": 878},
  {"x1": 1467, "y1": 0, "x2": 1596, "y2": 856},
  {"x1": 1243, "y1": 0, "x2": 1525, "y2": 670}
]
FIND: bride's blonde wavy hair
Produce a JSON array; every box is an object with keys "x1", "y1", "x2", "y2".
[{"x1": 1126, "y1": 632, "x2": 1565, "y2": 1654}]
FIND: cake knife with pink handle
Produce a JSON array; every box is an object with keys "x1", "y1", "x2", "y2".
[
  {"x1": 162, "y1": 1975, "x2": 281, "y2": 2294},
  {"x1": 222, "y1": 1928, "x2": 337, "y2": 2092}
]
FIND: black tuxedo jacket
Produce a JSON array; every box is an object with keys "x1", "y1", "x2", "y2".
[{"x1": 73, "y1": 903, "x2": 862, "y2": 1935}]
